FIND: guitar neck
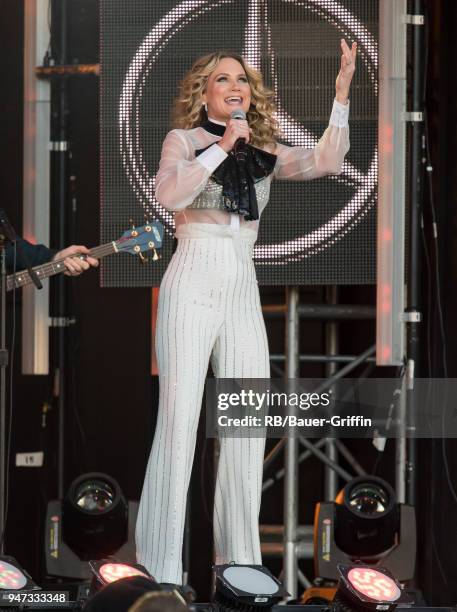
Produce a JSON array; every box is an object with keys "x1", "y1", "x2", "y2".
[{"x1": 6, "y1": 242, "x2": 116, "y2": 292}]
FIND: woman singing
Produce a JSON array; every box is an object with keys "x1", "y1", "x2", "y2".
[{"x1": 136, "y1": 40, "x2": 357, "y2": 585}]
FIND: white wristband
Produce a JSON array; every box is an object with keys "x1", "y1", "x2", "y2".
[
  {"x1": 329, "y1": 98, "x2": 350, "y2": 128},
  {"x1": 196, "y1": 143, "x2": 228, "y2": 172}
]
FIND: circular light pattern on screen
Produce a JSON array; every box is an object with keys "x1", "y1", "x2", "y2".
[{"x1": 118, "y1": 0, "x2": 377, "y2": 266}]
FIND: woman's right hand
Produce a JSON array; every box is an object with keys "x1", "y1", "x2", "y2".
[{"x1": 218, "y1": 118, "x2": 252, "y2": 153}]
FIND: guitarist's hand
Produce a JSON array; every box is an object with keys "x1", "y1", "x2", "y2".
[{"x1": 53, "y1": 245, "x2": 99, "y2": 276}]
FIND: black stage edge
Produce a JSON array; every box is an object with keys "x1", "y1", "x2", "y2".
[
  {"x1": 1, "y1": 605, "x2": 456, "y2": 612},
  {"x1": 187, "y1": 606, "x2": 457, "y2": 612}
]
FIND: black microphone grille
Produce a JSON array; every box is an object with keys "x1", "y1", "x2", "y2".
[{"x1": 230, "y1": 109, "x2": 246, "y2": 120}]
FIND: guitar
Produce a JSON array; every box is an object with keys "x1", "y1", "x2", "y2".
[{"x1": 6, "y1": 221, "x2": 164, "y2": 292}]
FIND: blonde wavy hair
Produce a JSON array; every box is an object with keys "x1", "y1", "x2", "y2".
[{"x1": 171, "y1": 51, "x2": 280, "y2": 149}]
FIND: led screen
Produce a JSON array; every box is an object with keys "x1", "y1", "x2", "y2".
[{"x1": 100, "y1": 0, "x2": 378, "y2": 286}]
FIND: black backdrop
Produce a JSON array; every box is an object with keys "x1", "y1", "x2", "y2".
[{"x1": 2, "y1": 0, "x2": 457, "y2": 604}]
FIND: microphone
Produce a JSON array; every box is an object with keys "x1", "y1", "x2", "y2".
[{"x1": 230, "y1": 109, "x2": 248, "y2": 162}]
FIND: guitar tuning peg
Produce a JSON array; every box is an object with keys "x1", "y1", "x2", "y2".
[
  {"x1": 138, "y1": 252, "x2": 148, "y2": 264},
  {"x1": 148, "y1": 241, "x2": 160, "y2": 260},
  {"x1": 129, "y1": 218, "x2": 136, "y2": 229}
]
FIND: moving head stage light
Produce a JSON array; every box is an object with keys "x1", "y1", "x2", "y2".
[
  {"x1": 45, "y1": 473, "x2": 139, "y2": 579},
  {"x1": 314, "y1": 476, "x2": 416, "y2": 582},
  {"x1": 63, "y1": 473, "x2": 127, "y2": 559}
]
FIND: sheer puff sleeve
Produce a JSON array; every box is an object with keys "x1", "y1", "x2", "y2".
[
  {"x1": 274, "y1": 99, "x2": 350, "y2": 181},
  {"x1": 155, "y1": 129, "x2": 227, "y2": 211}
]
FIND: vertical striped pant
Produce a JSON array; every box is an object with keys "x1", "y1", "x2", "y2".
[{"x1": 136, "y1": 226, "x2": 270, "y2": 584}]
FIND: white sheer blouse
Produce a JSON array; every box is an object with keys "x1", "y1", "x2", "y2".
[{"x1": 155, "y1": 99, "x2": 350, "y2": 237}]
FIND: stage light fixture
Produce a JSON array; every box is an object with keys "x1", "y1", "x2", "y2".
[
  {"x1": 333, "y1": 564, "x2": 410, "y2": 612},
  {"x1": 0, "y1": 557, "x2": 39, "y2": 592},
  {"x1": 62, "y1": 473, "x2": 128, "y2": 560},
  {"x1": 335, "y1": 476, "x2": 398, "y2": 557},
  {"x1": 89, "y1": 559, "x2": 152, "y2": 588},
  {"x1": 0, "y1": 556, "x2": 46, "y2": 609},
  {"x1": 83, "y1": 574, "x2": 161, "y2": 612},
  {"x1": 0, "y1": 560, "x2": 26, "y2": 590},
  {"x1": 45, "y1": 472, "x2": 139, "y2": 579},
  {"x1": 314, "y1": 477, "x2": 416, "y2": 582},
  {"x1": 214, "y1": 564, "x2": 288, "y2": 608},
  {"x1": 85, "y1": 564, "x2": 192, "y2": 612}
]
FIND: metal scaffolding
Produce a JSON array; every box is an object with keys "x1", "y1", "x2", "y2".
[{"x1": 260, "y1": 296, "x2": 378, "y2": 596}]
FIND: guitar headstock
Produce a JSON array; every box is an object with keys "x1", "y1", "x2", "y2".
[{"x1": 115, "y1": 221, "x2": 164, "y2": 261}]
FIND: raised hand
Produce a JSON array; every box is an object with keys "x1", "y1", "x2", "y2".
[{"x1": 335, "y1": 38, "x2": 357, "y2": 105}]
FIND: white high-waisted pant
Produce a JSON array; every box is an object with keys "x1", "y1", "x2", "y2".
[{"x1": 135, "y1": 223, "x2": 270, "y2": 584}]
